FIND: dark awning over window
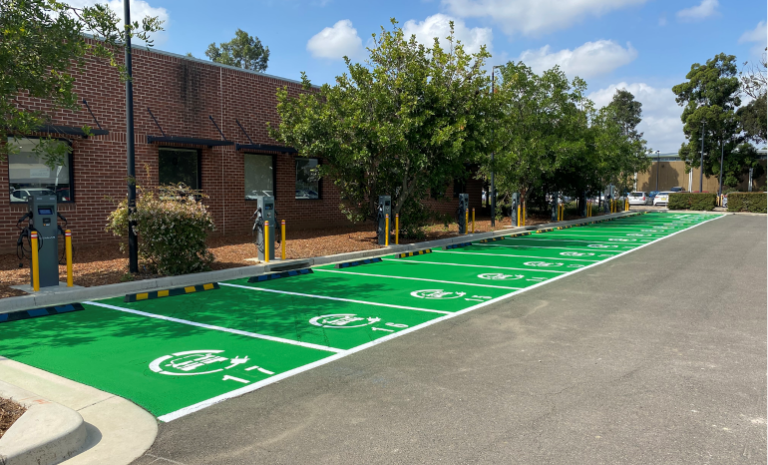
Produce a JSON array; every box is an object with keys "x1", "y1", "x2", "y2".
[
  {"x1": 38, "y1": 125, "x2": 109, "y2": 137},
  {"x1": 148, "y1": 135, "x2": 234, "y2": 148},
  {"x1": 236, "y1": 143, "x2": 297, "y2": 154}
]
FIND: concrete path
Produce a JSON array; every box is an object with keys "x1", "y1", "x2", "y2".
[
  {"x1": 130, "y1": 215, "x2": 766, "y2": 464},
  {"x1": 0, "y1": 359, "x2": 157, "y2": 465}
]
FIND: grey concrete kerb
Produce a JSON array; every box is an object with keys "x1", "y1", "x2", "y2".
[
  {"x1": 0, "y1": 211, "x2": 640, "y2": 314},
  {"x1": 0, "y1": 380, "x2": 87, "y2": 465}
]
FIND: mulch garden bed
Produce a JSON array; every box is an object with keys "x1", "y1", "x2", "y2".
[
  {"x1": 0, "y1": 397, "x2": 26, "y2": 439},
  {"x1": 0, "y1": 212, "x2": 572, "y2": 299}
]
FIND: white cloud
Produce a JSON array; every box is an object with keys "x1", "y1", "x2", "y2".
[
  {"x1": 739, "y1": 21, "x2": 767, "y2": 43},
  {"x1": 518, "y1": 40, "x2": 637, "y2": 79},
  {"x1": 676, "y1": 0, "x2": 718, "y2": 22},
  {"x1": 66, "y1": 0, "x2": 170, "y2": 46},
  {"x1": 307, "y1": 19, "x2": 364, "y2": 60},
  {"x1": 402, "y1": 14, "x2": 492, "y2": 54},
  {"x1": 589, "y1": 82, "x2": 683, "y2": 153},
  {"x1": 442, "y1": 0, "x2": 647, "y2": 36}
]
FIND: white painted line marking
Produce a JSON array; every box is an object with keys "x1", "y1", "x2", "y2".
[
  {"x1": 218, "y1": 282, "x2": 451, "y2": 315},
  {"x1": 380, "y1": 259, "x2": 567, "y2": 274},
  {"x1": 505, "y1": 237, "x2": 650, "y2": 244},
  {"x1": 315, "y1": 268, "x2": 522, "y2": 290},
  {"x1": 475, "y1": 243, "x2": 625, "y2": 253},
  {"x1": 432, "y1": 250, "x2": 599, "y2": 262},
  {"x1": 245, "y1": 366, "x2": 275, "y2": 375},
  {"x1": 83, "y1": 301, "x2": 344, "y2": 354},
  {"x1": 222, "y1": 375, "x2": 249, "y2": 384},
  {"x1": 157, "y1": 213, "x2": 724, "y2": 422}
]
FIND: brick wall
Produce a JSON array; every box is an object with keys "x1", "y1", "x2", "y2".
[{"x1": 1, "y1": 43, "x2": 479, "y2": 253}]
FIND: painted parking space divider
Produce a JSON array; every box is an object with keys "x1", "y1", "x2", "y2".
[
  {"x1": 444, "y1": 242, "x2": 473, "y2": 250},
  {"x1": 125, "y1": 283, "x2": 219, "y2": 303}
]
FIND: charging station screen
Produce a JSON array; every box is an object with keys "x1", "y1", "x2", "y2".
[
  {"x1": 38, "y1": 207, "x2": 53, "y2": 215},
  {"x1": 265, "y1": 204, "x2": 273, "y2": 211}
]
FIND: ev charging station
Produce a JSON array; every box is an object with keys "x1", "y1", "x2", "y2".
[
  {"x1": 511, "y1": 192, "x2": 520, "y2": 226},
  {"x1": 254, "y1": 196, "x2": 277, "y2": 261},
  {"x1": 15, "y1": 194, "x2": 67, "y2": 289},
  {"x1": 377, "y1": 195, "x2": 391, "y2": 246},
  {"x1": 457, "y1": 193, "x2": 468, "y2": 234}
]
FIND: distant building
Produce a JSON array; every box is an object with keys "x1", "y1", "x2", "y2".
[{"x1": 635, "y1": 149, "x2": 767, "y2": 193}]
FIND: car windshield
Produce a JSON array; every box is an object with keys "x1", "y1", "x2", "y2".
[{"x1": 630, "y1": 192, "x2": 644, "y2": 197}]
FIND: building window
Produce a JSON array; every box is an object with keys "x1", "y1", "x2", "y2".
[
  {"x1": 159, "y1": 148, "x2": 200, "y2": 189},
  {"x1": 7, "y1": 137, "x2": 73, "y2": 203},
  {"x1": 296, "y1": 158, "x2": 320, "y2": 200},
  {"x1": 244, "y1": 153, "x2": 274, "y2": 200}
]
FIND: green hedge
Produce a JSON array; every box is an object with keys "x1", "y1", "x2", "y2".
[
  {"x1": 668, "y1": 193, "x2": 717, "y2": 211},
  {"x1": 727, "y1": 193, "x2": 767, "y2": 213}
]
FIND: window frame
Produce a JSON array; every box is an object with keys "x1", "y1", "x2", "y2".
[
  {"x1": 7, "y1": 136, "x2": 75, "y2": 204},
  {"x1": 295, "y1": 157, "x2": 322, "y2": 200},
  {"x1": 243, "y1": 152, "x2": 277, "y2": 201},
  {"x1": 158, "y1": 147, "x2": 202, "y2": 190}
]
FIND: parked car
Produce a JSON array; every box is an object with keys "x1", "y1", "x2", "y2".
[
  {"x1": 9, "y1": 187, "x2": 55, "y2": 203},
  {"x1": 653, "y1": 191, "x2": 671, "y2": 206},
  {"x1": 628, "y1": 191, "x2": 651, "y2": 205},
  {"x1": 648, "y1": 191, "x2": 659, "y2": 200},
  {"x1": 670, "y1": 186, "x2": 685, "y2": 192}
]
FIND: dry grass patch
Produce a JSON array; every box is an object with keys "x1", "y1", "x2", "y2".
[{"x1": 0, "y1": 397, "x2": 26, "y2": 439}]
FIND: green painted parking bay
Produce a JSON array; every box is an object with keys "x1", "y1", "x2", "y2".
[
  {"x1": 397, "y1": 249, "x2": 600, "y2": 273},
  {"x1": 482, "y1": 237, "x2": 639, "y2": 251},
  {"x1": 434, "y1": 246, "x2": 608, "y2": 262},
  {"x1": 314, "y1": 259, "x2": 551, "y2": 290},
  {"x1": 0, "y1": 303, "x2": 332, "y2": 418},
  {"x1": 226, "y1": 271, "x2": 513, "y2": 313},
  {"x1": 99, "y1": 286, "x2": 443, "y2": 350}
]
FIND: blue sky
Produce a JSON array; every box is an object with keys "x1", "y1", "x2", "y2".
[{"x1": 92, "y1": 0, "x2": 766, "y2": 152}]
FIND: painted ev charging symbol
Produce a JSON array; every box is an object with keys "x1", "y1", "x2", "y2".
[
  {"x1": 310, "y1": 314, "x2": 380, "y2": 328},
  {"x1": 477, "y1": 273, "x2": 524, "y2": 280},
  {"x1": 524, "y1": 261, "x2": 564, "y2": 267},
  {"x1": 309, "y1": 314, "x2": 409, "y2": 333},
  {"x1": 411, "y1": 289, "x2": 466, "y2": 299},
  {"x1": 149, "y1": 350, "x2": 273, "y2": 384},
  {"x1": 587, "y1": 244, "x2": 619, "y2": 249},
  {"x1": 608, "y1": 238, "x2": 635, "y2": 242},
  {"x1": 560, "y1": 251, "x2": 595, "y2": 257}
]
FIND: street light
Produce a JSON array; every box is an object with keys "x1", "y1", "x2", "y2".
[
  {"x1": 490, "y1": 65, "x2": 503, "y2": 227},
  {"x1": 699, "y1": 120, "x2": 706, "y2": 193},
  {"x1": 124, "y1": 0, "x2": 138, "y2": 273},
  {"x1": 654, "y1": 150, "x2": 660, "y2": 192}
]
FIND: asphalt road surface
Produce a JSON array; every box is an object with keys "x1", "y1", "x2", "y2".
[{"x1": 132, "y1": 214, "x2": 767, "y2": 465}]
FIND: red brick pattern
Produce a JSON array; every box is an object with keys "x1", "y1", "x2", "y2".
[{"x1": 1, "y1": 42, "x2": 479, "y2": 252}]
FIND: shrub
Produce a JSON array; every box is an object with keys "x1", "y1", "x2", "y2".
[
  {"x1": 727, "y1": 192, "x2": 767, "y2": 213},
  {"x1": 668, "y1": 193, "x2": 717, "y2": 211},
  {"x1": 107, "y1": 184, "x2": 216, "y2": 275}
]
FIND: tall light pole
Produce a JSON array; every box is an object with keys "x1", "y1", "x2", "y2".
[
  {"x1": 654, "y1": 150, "x2": 660, "y2": 192},
  {"x1": 718, "y1": 138, "x2": 724, "y2": 197},
  {"x1": 699, "y1": 120, "x2": 706, "y2": 193},
  {"x1": 490, "y1": 65, "x2": 502, "y2": 227},
  {"x1": 125, "y1": 0, "x2": 138, "y2": 273}
]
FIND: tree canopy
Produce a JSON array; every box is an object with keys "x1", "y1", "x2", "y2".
[
  {"x1": 673, "y1": 53, "x2": 760, "y2": 189},
  {"x1": 205, "y1": 29, "x2": 269, "y2": 72},
  {"x1": 270, "y1": 19, "x2": 494, "y2": 236},
  {"x1": 0, "y1": 0, "x2": 163, "y2": 165}
]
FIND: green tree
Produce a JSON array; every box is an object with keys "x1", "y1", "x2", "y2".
[
  {"x1": 607, "y1": 89, "x2": 643, "y2": 141},
  {"x1": 486, "y1": 62, "x2": 588, "y2": 214},
  {"x1": 738, "y1": 94, "x2": 767, "y2": 145},
  {"x1": 205, "y1": 29, "x2": 269, "y2": 72},
  {"x1": 270, "y1": 20, "x2": 493, "y2": 237},
  {"x1": 1, "y1": 0, "x2": 163, "y2": 165},
  {"x1": 672, "y1": 53, "x2": 754, "y2": 190}
]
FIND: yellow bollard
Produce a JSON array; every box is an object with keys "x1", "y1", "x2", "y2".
[
  {"x1": 517, "y1": 205, "x2": 521, "y2": 227},
  {"x1": 472, "y1": 208, "x2": 475, "y2": 234},
  {"x1": 281, "y1": 220, "x2": 286, "y2": 260},
  {"x1": 523, "y1": 203, "x2": 526, "y2": 226},
  {"x1": 464, "y1": 209, "x2": 469, "y2": 235},
  {"x1": 264, "y1": 220, "x2": 270, "y2": 263},
  {"x1": 385, "y1": 214, "x2": 389, "y2": 247},
  {"x1": 65, "y1": 230, "x2": 73, "y2": 287},
  {"x1": 31, "y1": 231, "x2": 40, "y2": 292},
  {"x1": 395, "y1": 214, "x2": 399, "y2": 245}
]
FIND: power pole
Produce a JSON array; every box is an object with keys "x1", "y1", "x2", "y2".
[{"x1": 125, "y1": 0, "x2": 138, "y2": 273}]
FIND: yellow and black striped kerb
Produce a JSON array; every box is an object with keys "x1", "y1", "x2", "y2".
[
  {"x1": 124, "y1": 283, "x2": 219, "y2": 303},
  {"x1": 397, "y1": 249, "x2": 432, "y2": 259},
  {"x1": 508, "y1": 231, "x2": 532, "y2": 238},
  {"x1": 479, "y1": 236, "x2": 506, "y2": 243}
]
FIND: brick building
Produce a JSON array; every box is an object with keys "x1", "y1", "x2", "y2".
[{"x1": 1, "y1": 41, "x2": 483, "y2": 253}]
